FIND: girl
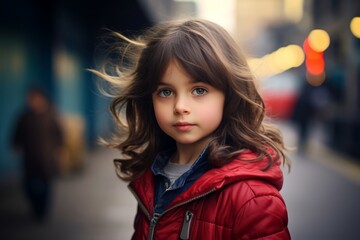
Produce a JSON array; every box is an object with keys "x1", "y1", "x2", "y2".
[{"x1": 94, "y1": 18, "x2": 291, "y2": 239}]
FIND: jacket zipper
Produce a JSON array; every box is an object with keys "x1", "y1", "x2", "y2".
[
  {"x1": 138, "y1": 187, "x2": 217, "y2": 240},
  {"x1": 148, "y1": 213, "x2": 160, "y2": 240},
  {"x1": 180, "y1": 210, "x2": 194, "y2": 240}
]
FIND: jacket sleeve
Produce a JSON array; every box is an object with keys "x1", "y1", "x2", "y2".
[{"x1": 232, "y1": 194, "x2": 291, "y2": 239}]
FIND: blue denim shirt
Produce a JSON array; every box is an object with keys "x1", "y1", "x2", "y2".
[{"x1": 151, "y1": 147, "x2": 211, "y2": 214}]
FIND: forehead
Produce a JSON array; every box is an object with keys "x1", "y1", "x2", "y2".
[{"x1": 160, "y1": 60, "x2": 194, "y2": 83}]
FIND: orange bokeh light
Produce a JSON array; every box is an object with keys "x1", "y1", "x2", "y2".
[{"x1": 303, "y1": 38, "x2": 325, "y2": 75}]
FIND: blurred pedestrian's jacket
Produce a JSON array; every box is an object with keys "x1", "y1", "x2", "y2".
[
  {"x1": 129, "y1": 149, "x2": 290, "y2": 240},
  {"x1": 12, "y1": 107, "x2": 64, "y2": 179}
]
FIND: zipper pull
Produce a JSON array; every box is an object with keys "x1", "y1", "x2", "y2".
[
  {"x1": 148, "y1": 213, "x2": 160, "y2": 240},
  {"x1": 180, "y1": 210, "x2": 194, "y2": 240}
]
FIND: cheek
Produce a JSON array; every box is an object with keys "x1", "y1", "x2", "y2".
[
  {"x1": 152, "y1": 101, "x2": 169, "y2": 126},
  {"x1": 198, "y1": 101, "x2": 224, "y2": 127}
]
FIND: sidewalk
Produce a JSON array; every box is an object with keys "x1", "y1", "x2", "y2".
[
  {"x1": 279, "y1": 121, "x2": 360, "y2": 240},
  {"x1": 0, "y1": 149, "x2": 137, "y2": 240}
]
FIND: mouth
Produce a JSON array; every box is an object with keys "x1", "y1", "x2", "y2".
[{"x1": 173, "y1": 122, "x2": 194, "y2": 131}]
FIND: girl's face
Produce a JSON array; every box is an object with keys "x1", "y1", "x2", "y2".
[{"x1": 152, "y1": 60, "x2": 225, "y2": 151}]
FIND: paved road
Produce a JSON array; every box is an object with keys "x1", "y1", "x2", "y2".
[{"x1": 1, "y1": 122, "x2": 359, "y2": 240}]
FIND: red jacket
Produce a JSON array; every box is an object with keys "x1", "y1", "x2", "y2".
[{"x1": 129, "y1": 150, "x2": 290, "y2": 239}]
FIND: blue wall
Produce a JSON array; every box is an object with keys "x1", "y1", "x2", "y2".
[
  {"x1": 0, "y1": 0, "x2": 152, "y2": 180},
  {"x1": 0, "y1": 21, "x2": 110, "y2": 180}
]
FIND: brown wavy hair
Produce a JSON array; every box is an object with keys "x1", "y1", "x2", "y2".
[{"x1": 91, "y1": 18, "x2": 290, "y2": 181}]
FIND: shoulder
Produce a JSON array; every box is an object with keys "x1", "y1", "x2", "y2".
[
  {"x1": 195, "y1": 178, "x2": 289, "y2": 238},
  {"x1": 220, "y1": 178, "x2": 285, "y2": 208},
  {"x1": 219, "y1": 179, "x2": 290, "y2": 238}
]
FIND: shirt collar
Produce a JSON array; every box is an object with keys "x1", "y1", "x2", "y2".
[{"x1": 151, "y1": 146, "x2": 210, "y2": 188}]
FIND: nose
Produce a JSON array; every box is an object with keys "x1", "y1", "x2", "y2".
[{"x1": 173, "y1": 96, "x2": 190, "y2": 115}]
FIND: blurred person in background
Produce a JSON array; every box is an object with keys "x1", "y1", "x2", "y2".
[
  {"x1": 292, "y1": 78, "x2": 337, "y2": 153},
  {"x1": 12, "y1": 86, "x2": 64, "y2": 221}
]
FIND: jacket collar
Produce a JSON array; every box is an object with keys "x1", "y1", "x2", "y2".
[{"x1": 129, "y1": 148, "x2": 284, "y2": 216}]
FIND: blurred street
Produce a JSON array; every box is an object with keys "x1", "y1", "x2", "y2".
[
  {"x1": 1, "y1": 121, "x2": 360, "y2": 240},
  {"x1": 280, "y1": 121, "x2": 360, "y2": 240},
  {"x1": 0, "y1": 149, "x2": 137, "y2": 240}
]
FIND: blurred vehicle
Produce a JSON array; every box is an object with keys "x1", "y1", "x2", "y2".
[{"x1": 260, "y1": 72, "x2": 301, "y2": 119}]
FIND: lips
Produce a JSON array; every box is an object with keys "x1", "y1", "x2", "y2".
[{"x1": 173, "y1": 122, "x2": 194, "y2": 131}]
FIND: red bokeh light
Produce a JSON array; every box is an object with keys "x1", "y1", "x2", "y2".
[{"x1": 303, "y1": 38, "x2": 325, "y2": 75}]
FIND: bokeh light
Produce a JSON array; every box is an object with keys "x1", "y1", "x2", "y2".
[
  {"x1": 350, "y1": 17, "x2": 360, "y2": 38},
  {"x1": 248, "y1": 44, "x2": 304, "y2": 78},
  {"x1": 303, "y1": 38, "x2": 325, "y2": 76},
  {"x1": 308, "y1": 29, "x2": 331, "y2": 52}
]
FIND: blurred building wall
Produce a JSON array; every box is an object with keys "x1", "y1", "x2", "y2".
[
  {"x1": 0, "y1": 0, "x2": 152, "y2": 179},
  {"x1": 0, "y1": 0, "x2": 56, "y2": 177}
]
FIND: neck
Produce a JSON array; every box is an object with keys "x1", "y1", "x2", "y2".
[{"x1": 173, "y1": 140, "x2": 209, "y2": 165}]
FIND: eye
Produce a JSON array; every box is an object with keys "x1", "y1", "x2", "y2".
[
  {"x1": 157, "y1": 89, "x2": 173, "y2": 97},
  {"x1": 192, "y1": 87, "x2": 208, "y2": 96}
]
